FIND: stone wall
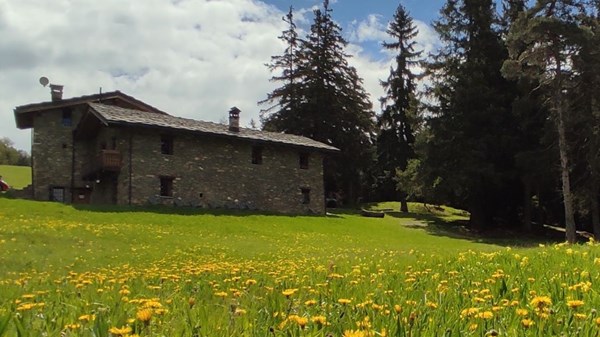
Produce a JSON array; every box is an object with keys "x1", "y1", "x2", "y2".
[
  {"x1": 31, "y1": 106, "x2": 85, "y2": 202},
  {"x1": 116, "y1": 128, "x2": 325, "y2": 214}
]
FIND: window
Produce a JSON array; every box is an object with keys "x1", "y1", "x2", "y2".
[
  {"x1": 252, "y1": 146, "x2": 263, "y2": 165},
  {"x1": 160, "y1": 176, "x2": 174, "y2": 197},
  {"x1": 50, "y1": 187, "x2": 65, "y2": 202},
  {"x1": 161, "y1": 135, "x2": 174, "y2": 155},
  {"x1": 62, "y1": 108, "x2": 72, "y2": 127},
  {"x1": 301, "y1": 188, "x2": 311, "y2": 204},
  {"x1": 299, "y1": 152, "x2": 309, "y2": 169}
]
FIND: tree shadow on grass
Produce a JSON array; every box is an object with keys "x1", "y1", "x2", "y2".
[{"x1": 383, "y1": 210, "x2": 566, "y2": 247}]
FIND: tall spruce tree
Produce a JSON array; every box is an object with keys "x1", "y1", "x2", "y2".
[
  {"x1": 259, "y1": 7, "x2": 302, "y2": 131},
  {"x1": 423, "y1": 0, "x2": 519, "y2": 229},
  {"x1": 503, "y1": 0, "x2": 589, "y2": 243},
  {"x1": 375, "y1": 4, "x2": 421, "y2": 212},
  {"x1": 260, "y1": 1, "x2": 375, "y2": 204}
]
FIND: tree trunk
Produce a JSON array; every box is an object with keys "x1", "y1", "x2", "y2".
[
  {"x1": 522, "y1": 176, "x2": 532, "y2": 232},
  {"x1": 555, "y1": 89, "x2": 577, "y2": 243},
  {"x1": 400, "y1": 193, "x2": 409, "y2": 213},
  {"x1": 591, "y1": 181, "x2": 600, "y2": 239}
]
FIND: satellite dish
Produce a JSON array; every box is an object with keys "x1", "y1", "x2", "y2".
[{"x1": 39, "y1": 76, "x2": 49, "y2": 87}]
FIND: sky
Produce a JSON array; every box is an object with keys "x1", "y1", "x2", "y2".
[{"x1": 0, "y1": 0, "x2": 447, "y2": 152}]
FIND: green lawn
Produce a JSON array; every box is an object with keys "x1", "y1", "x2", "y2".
[
  {"x1": 0, "y1": 165, "x2": 31, "y2": 189},
  {"x1": 1, "y1": 197, "x2": 598, "y2": 337}
]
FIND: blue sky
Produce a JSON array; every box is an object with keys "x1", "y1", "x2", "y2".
[{"x1": 1, "y1": 0, "x2": 447, "y2": 152}]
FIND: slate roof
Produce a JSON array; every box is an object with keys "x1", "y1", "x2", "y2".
[
  {"x1": 88, "y1": 103, "x2": 339, "y2": 153},
  {"x1": 14, "y1": 91, "x2": 167, "y2": 129}
]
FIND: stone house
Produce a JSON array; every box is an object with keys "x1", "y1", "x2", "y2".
[{"x1": 14, "y1": 87, "x2": 338, "y2": 214}]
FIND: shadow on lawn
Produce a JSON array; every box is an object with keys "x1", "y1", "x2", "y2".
[
  {"x1": 382, "y1": 210, "x2": 566, "y2": 247},
  {"x1": 69, "y1": 203, "x2": 342, "y2": 219}
]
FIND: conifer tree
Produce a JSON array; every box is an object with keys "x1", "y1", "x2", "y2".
[
  {"x1": 423, "y1": 0, "x2": 519, "y2": 229},
  {"x1": 503, "y1": 0, "x2": 589, "y2": 243},
  {"x1": 375, "y1": 4, "x2": 421, "y2": 212},
  {"x1": 261, "y1": 1, "x2": 375, "y2": 203}
]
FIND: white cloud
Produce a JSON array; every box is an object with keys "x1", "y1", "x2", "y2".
[
  {"x1": 348, "y1": 14, "x2": 387, "y2": 43},
  {"x1": 0, "y1": 0, "x2": 439, "y2": 152}
]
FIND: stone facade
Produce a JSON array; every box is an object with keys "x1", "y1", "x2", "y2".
[{"x1": 18, "y1": 95, "x2": 330, "y2": 214}]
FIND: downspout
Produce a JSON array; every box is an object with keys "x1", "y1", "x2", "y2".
[
  {"x1": 128, "y1": 133, "x2": 133, "y2": 205},
  {"x1": 30, "y1": 129, "x2": 35, "y2": 199},
  {"x1": 71, "y1": 130, "x2": 76, "y2": 203}
]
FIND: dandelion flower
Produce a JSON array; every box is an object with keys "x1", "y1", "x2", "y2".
[
  {"x1": 530, "y1": 296, "x2": 552, "y2": 309},
  {"x1": 521, "y1": 319, "x2": 534, "y2": 328},
  {"x1": 282, "y1": 288, "x2": 298, "y2": 297},
  {"x1": 338, "y1": 298, "x2": 352, "y2": 305},
  {"x1": 136, "y1": 309, "x2": 153, "y2": 323},
  {"x1": 108, "y1": 326, "x2": 132, "y2": 336},
  {"x1": 567, "y1": 300, "x2": 584, "y2": 309}
]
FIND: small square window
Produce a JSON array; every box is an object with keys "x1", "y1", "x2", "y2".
[
  {"x1": 299, "y1": 152, "x2": 309, "y2": 169},
  {"x1": 160, "y1": 176, "x2": 174, "y2": 197},
  {"x1": 301, "y1": 188, "x2": 310, "y2": 204},
  {"x1": 161, "y1": 135, "x2": 174, "y2": 155},
  {"x1": 62, "y1": 109, "x2": 72, "y2": 127},
  {"x1": 50, "y1": 187, "x2": 65, "y2": 202},
  {"x1": 252, "y1": 146, "x2": 263, "y2": 165}
]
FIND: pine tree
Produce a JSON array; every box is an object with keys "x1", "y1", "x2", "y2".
[
  {"x1": 259, "y1": 7, "x2": 303, "y2": 132},
  {"x1": 261, "y1": 1, "x2": 375, "y2": 203},
  {"x1": 423, "y1": 0, "x2": 520, "y2": 229},
  {"x1": 375, "y1": 4, "x2": 421, "y2": 212},
  {"x1": 503, "y1": 0, "x2": 589, "y2": 243}
]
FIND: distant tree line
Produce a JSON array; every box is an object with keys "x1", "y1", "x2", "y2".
[
  {"x1": 0, "y1": 138, "x2": 30, "y2": 166},
  {"x1": 262, "y1": 0, "x2": 600, "y2": 242}
]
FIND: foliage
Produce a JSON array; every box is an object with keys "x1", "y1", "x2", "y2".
[
  {"x1": 422, "y1": 0, "x2": 520, "y2": 229},
  {"x1": 373, "y1": 4, "x2": 421, "y2": 209},
  {"x1": 0, "y1": 138, "x2": 29, "y2": 167},
  {"x1": 2, "y1": 198, "x2": 600, "y2": 336},
  {"x1": 260, "y1": 0, "x2": 375, "y2": 204}
]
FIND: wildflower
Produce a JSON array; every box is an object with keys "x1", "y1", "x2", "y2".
[
  {"x1": 394, "y1": 305, "x2": 402, "y2": 313},
  {"x1": 136, "y1": 309, "x2": 152, "y2": 323},
  {"x1": 64, "y1": 323, "x2": 80, "y2": 330},
  {"x1": 460, "y1": 307, "x2": 480, "y2": 319},
  {"x1": 476, "y1": 311, "x2": 493, "y2": 320},
  {"x1": 305, "y1": 299, "x2": 317, "y2": 306},
  {"x1": 282, "y1": 288, "x2": 298, "y2": 297},
  {"x1": 530, "y1": 296, "x2": 552, "y2": 309},
  {"x1": 595, "y1": 317, "x2": 600, "y2": 326},
  {"x1": 78, "y1": 314, "x2": 96, "y2": 322},
  {"x1": 108, "y1": 326, "x2": 132, "y2": 336},
  {"x1": 343, "y1": 329, "x2": 367, "y2": 337},
  {"x1": 516, "y1": 308, "x2": 528, "y2": 316},
  {"x1": 338, "y1": 298, "x2": 352, "y2": 305},
  {"x1": 188, "y1": 297, "x2": 196, "y2": 308},
  {"x1": 574, "y1": 313, "x2": 587, "y2": 320},
  {"x1": 234, "y1": 308, "x2": 247, "y2": 316},
  {"x1": 469, "y1": 323, "x2": 478, "y2": 331},
  {"x1": 311, "y1": 315, "x2": 327, "y2": 325},
  {"x1": 426, "y1": 301, "x2": 438, "y2": 309},
  {"x1": 214, "y1": 291, "x2": 228, "y2": 297},
  {"x1": 521, "y1": 318, "x2": 534, "y2": 328},
  {"x1": 567, "y1": 300, "x2": 584, "y2": 309}
]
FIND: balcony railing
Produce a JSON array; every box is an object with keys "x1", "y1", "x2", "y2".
[{"x1": 99, "y1": 150, "x2": 122, "y2": 171}]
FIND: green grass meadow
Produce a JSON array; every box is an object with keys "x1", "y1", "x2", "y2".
[
  {"x1": 1, "y1": 197, "x2": 599, "y2": 336},
  {"x1": 0, "y1": 165, "x2": 31, "y2": 190}
]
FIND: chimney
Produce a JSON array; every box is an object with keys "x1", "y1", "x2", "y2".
[
  {"x1": 50, "y1": 84, "x2": 64, "y2": 101},
  {"x1": 229, "y1": 106, "x2": 240, "y2": 132}
]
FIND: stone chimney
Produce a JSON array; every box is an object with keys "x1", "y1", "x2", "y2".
[
  {"x1": 229, "y1": 106, "x2": 240, "y2": 132},
  {"x1": 50, "y1": 84, "x2": 64, "y2": 101}
]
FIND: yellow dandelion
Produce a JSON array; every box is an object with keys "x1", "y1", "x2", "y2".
[
  {"x1": 516, "y1": 308, "x2": 528, "y2": 316},
  {"x1": 234, "y1": 308, "x2": 247, "y2": 316},
  {"x1": 108, "y1": 326, "x2": 132, "y2": 336},
  {"x1": 305, "y1": 299, "x2": 317, "y2": 306},
  {"x1": 530, "y1": 296, "x2": 552, "y2": 309},
  {"x1": 574, "y1": 313, "x2": 587, "y2": 320},
  {"x1": 394, "y1": 304, "x2": 402, "y2": 313},
  {"x1": 311, "y1": 315, "x2": 327, "y2": 325},
  {"x1": 521, "y1": 318, "x2": 534, "y2": 328},
  {"x1": 282, "y1": 288, "x2": 298, "y2": 297},
  {"x1": 476, "y1": 311, "x2": 493, "y2": 320},
  {"x1": 78, "y1": 314, "x2": 96, "y2": 322},
  {"x1": 338, "y1": 298, "x2": 352, "y2": 305},
  {"x1": 343, "y1": 329, "x2": 367, "y2": 337},
  {"x1": 567, "y1": 300, "x2": 584, "y2": 309},
  {"x1": 136, "y1": 309, "x2": 152, "y2": 323},
  {"x1": 64, "y1": 323, "x2": 81, "y2": 330}
]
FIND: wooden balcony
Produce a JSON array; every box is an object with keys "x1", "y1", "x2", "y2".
[{"x1": 99, "y1": 150, "x2": 122, "y2": 172}]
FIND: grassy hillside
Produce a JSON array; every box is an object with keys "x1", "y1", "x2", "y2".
[
  {"x1": 0, "y1": 164, "x2": 31, "y2": 189},
  {"x1": 0, "y1": 198, "x2": 598, "y2": 336}
]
